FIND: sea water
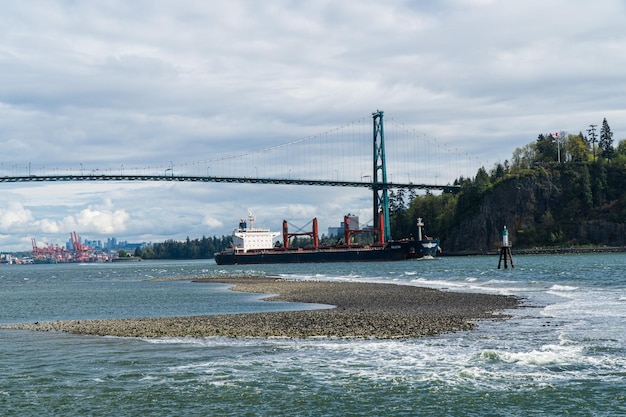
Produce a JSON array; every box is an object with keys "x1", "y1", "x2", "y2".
[{"x1": 0, "y1": 254, "x2": 624, "y2": 416}]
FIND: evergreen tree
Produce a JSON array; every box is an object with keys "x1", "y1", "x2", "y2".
[
  {"x1": 489, "y1": 162, "x2": 506, "y2": 182},
  {"x1": 535, "y1": 134, "x2": 558, "y2": 163},
  {"x1": 388, "y1": 190, "x2": 400, "y2": 213},
  {"x1": 587, "y1": 124, "x2": 598, "y2": 160},
  {"x1": 615, "y1": 140, "x2": 626, "y2": 166},
  {"x1": 396, "y1": 188, "x2": 407, "y2": 210},
  {"x1": 590, "y1": 161, "x2": 608, "y2": 206},
  {"x1": 474, "y1": 167, "x2": 491, "y2": 192},
  {"x1": 388, "y1": 189, "x2": 410, "y2": 238},
  {"x1": 599, "y1": 118, "x2": 615, "y2": 160},
  {"x1": 134, "y1": 235, "x2": 232, "y2": 259},
  {"x1": 617, "y1": 139, "x2": 626, "y2": 157}
]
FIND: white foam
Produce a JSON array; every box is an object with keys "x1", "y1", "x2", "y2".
[
  {"x1": 498, "y1": 344, "x2": 584, "y2": 366},
  {"x1": 549, "y1": 284, "x2": 579, "y2": 292},
  {"x1": 134, "y1": 327, "x2": 626, "y2": 392}
]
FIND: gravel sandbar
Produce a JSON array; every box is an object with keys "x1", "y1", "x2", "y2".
[{"x1": 1, "y1": 276, "x2": 520, "y2": 339}]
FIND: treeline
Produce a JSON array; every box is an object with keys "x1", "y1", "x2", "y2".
[{"x1": 134, "y1": 236, "x2": 232, "y2": 259}]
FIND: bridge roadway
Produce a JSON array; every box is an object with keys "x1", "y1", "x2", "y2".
[{"x1": 0, "y1": 174, "x2": 460, "y2": 192}]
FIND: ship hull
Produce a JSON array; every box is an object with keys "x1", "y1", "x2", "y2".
[{"x1": 214, "y1": 240, "x2": 439, "y2": 265}]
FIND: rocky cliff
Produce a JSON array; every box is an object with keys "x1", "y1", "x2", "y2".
[{"x1": 441, "y1": 165, "x2": 626, "y2": 252}]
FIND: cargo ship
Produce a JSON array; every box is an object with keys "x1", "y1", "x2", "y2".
[{"x1": 214, "y1": 213, "x2": 439, "y2": 265}]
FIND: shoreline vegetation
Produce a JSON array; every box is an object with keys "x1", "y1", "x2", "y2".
[
  {"x1": 1, "y1": 277, "x2": 520, "y2": 339},
  {"x1": 442, "y1": 245, "x2": 626, "y2": 257}
]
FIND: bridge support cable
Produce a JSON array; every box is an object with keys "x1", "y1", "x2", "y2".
[{"x1": 372, "y1": 110, "x2": 391, "y2": 242}]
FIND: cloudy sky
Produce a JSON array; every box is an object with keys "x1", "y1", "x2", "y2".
[{"x1": 1, "y1": 0, "x2": 625, "y2": 252}]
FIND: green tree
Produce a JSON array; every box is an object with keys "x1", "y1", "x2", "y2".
[
  {"x1": 599, "y1": 118, "x2": 615, "y2": 160},
  {"x1": 511, "y1": 144, "x2": 535, "y2": 172},
  {"x1": 490, "y1": 162, "x2": 506, "y2": 182},
  {"x1": 389, "y1": 188, "x2": 413, "y2": 239},
  {"x1": 590, "y1": 161, "x2": 608, "y2": 206},
  {"x1": 454, "y1": 168, "x2": 490, "y2": 221},
  {"x1": 616, "y1": 139, "x2": 626, "y2": 157},
  {"x1": 535, "y1": 134, "x2": 558, "y2": 163},
  {"x1": 474, "y1": 167, "x2": 491, "y2": 192},
  {"x1": 564, "y1": 133, "x2": 590, "y2": 162},
  {"x1": 588, "y1": 124, "x2": 599, "y2": 161},
  {"x1": 560, "y1": 163, "x2": 592, "y2": 219},
  {"x1": 405, "y1": 192, "x2": 458, "y2": 241},
  {"x1": 614, "y1": 139, "x2": 626, "y2": 166},
  {"x1": 134, "y1": 235, "x2": 232, "y2": 259}
]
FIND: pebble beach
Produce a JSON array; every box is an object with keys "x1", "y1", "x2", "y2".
[{"x1": 2, "y1": 276, "x2": 520, "y2": 339}]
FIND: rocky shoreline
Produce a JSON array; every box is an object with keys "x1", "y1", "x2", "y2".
[
  {"x1": 441, "y1": 245, "x2": 626, "y2": 257},
  {"x1": 1, "y1": 276, "x2": 521, "y2": 339}
]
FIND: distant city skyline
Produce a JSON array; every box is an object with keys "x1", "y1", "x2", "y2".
[{"x1": 71, "y1": 236, "x2": 148, "y2": 252}]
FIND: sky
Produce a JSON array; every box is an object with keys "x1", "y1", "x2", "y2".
[{"x1": 1, "y1": 0, "x2": 626, "y2": 252}]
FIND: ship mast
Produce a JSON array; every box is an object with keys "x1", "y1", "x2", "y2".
[{"x1": 372, "y1": 110, "x2": 391, "y2": 243}]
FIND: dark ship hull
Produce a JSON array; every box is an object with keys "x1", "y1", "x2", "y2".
[{"x1": 214, "y1": 239, "x2": 439, "y2": 265}]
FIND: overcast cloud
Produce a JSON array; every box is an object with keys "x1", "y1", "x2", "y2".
[{"x1": 1, "y1": 0, "x2": 625, "y2": 251}]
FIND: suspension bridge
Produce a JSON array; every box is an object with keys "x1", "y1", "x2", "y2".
[
  {"x1": 0, "y1": 111, "x2": 482, "y2": 192},
  {"x1": 2, "y1": 110, "x2": 486, "y2": 243}
]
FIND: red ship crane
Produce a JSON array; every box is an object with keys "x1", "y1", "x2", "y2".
[
  {"x1": 343, "y1": 213, "x2": 385, "y2": 246},
  {"x1": 282, "y1": 218, "x2": 319, "y2": 249}
]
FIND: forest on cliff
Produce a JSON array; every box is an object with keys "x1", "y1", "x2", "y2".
[{"x1": 390, "y1": 119, "x2": 626, "y2": 252}]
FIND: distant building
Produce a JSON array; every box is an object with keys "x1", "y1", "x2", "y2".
[
  {"x1": 106, "y1": 237, "x2": 118, "y2": 249},
  {"x1": 345, "y1": 213, "x2": 359, "y2": 230},
  {"x1": 84, "y1": 239, "x2": 102, "y2": 250},
  {"x1": 0, "y1": 253, "x2": 13, "y2": 264},
  {"x1": 327, "y1": 226, "x2": 343, "y2": 237},
  {"x1": 327, "y1": 214, "x2": 360, "y2": 237}
]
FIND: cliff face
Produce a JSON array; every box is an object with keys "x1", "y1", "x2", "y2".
[{"x1": 442, "y1": 167, "x2": 626, "y2": 252}]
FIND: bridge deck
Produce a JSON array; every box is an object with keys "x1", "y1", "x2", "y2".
[{"x1": 0, "y1": 174, "x2": 459, "y2": 191}]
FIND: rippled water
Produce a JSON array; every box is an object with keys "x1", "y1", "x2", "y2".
[{"x1": 1, "y1": 254, "x2": 625, "y2": 416}]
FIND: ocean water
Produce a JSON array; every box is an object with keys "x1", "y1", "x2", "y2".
[{"x1": 1, "y1": 254, "x2": 625, "y2": 416}]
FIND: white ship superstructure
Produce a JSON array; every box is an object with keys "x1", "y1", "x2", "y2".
[{"x1": 231, "y1": 213, "x2": 280, "y2": 253}]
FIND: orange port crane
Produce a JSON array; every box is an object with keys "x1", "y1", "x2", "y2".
[
  {"x1": 31, "y1": 238, "x2": 71, "y2": 262},
  {"x1": 70, "y1": 231, "x2": 94, "y2": 262}
]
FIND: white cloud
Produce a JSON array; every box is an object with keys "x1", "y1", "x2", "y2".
[
  {"x1": 0, "y1": 201, "x2": 33, "y2": 230},
  {"x1": 202, "y1": 215, "x2": 224, "y2": 231},
  {"x1": 66, "y1": 207, "x2": 130, "y2": 235},
  {"x1": 37, "y1": 219, "x2": 62, "y2": 234}
]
